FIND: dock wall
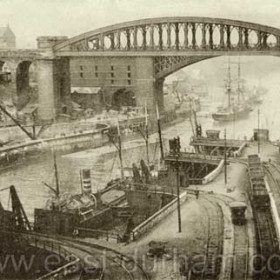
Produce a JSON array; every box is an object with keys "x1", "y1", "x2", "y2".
[
  {"x1": 233, "y1": 142, "x2": 247, "y2": 157},
  {"x1": 0, "y1": 128, "x2": 109, "y2": 168},
  {"x1": 202, "y1": 159, "x2": 225, "y2": 184},
  {"x1": 130, "y1": 191, "x2": 188, "y2": 242}
]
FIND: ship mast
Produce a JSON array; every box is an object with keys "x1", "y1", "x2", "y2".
[
  {"x1": 53, "y1": 151, "x2": 60, "y2": 196},
  {"x1": 237, "y1": 58, "x2": 241, "y2": 105},
  {"x1": 145, "y1": 104, "x2": 150, "y2": 166},
  {"x1": 107, "y1": 121, "x2": 124, "y2": 180},
  {"x1": 117, "y1": 121, "x2": 124, "y2": 179},
  {"x1": 226, "y1": 57, "x2": 232, "y2": 109},
  {"x1": 42, "y1": 150, "x2": 60, "y2": 198}
]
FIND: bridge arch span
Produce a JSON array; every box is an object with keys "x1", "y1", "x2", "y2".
[
  {"x1": 154, "y1": 55, "x2": 215, "y2": 79},
  {"x1": 53, "y1": 17, "x2": 280, "y2": 54}
]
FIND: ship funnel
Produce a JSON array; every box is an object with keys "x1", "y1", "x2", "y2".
[{"x1": 81, "y1": 169, "x2": 92, "y2": 195}]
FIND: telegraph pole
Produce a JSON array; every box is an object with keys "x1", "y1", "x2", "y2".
[
  {"x1": 117, "y1": 121, "x2": 124, "y2": 180},
  {"x1": 175, "y1": 137, "x2": 182, "y2": 233},
  {"x1": 156, "y1": 104, "x2": 164, "y2": 161},
  {"x1": 224, "y1": 128, "x2": 227, "y2": 185}
]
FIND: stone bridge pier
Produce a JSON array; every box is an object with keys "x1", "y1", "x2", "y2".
[
  {"x1": 36, "y1": 37, "x2": 71, "y2": 121},
  {"x1": 134, "y1": 57, "x2": 164, "y2": 113}
]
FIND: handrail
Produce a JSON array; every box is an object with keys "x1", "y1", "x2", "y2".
[
  {"x1": 0, "y1": 230, "x2": 80, "y2": 280},
  {"x1": 165, "y1": 152, "x2": 221, "y2": 162},
  {"x1": 37, "y1": 259, "x2": 80, "y2": 280}
]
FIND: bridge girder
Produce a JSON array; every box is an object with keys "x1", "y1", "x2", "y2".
[
  {"x1": 53, "y1": 17, "x2": 280, "y2": 55},
  {"x1": 154, "y1": 55, "x2": 214, "y2": 79}
]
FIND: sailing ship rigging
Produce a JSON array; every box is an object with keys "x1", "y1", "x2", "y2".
[{"x1": 212, "y1": 58, "x2": 252, "y2": 122}]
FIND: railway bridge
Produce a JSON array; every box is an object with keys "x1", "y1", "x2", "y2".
[{"x1": 2, "y1": 17, "x2": 280, "y2": 121}]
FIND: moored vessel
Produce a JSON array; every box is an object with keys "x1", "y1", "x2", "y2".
[{"x1": 212, "y1": 58, "x2": 252, "y2": 122}]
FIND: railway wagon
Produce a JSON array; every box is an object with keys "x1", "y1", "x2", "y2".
[
  {"x1": 229, "y1": 201, "x2": 247, "y2": 225},
  {"x1": 247, "y1": 154, "x2": 270, "y2": 210},
  {"x1": 248, "y1": 169, "x2": 263, "y2": 178},
  {"x1": 248, "y1": 154, "x2": 261, "y2": 163},
  {"x1": 250, "y1": 185, "x2": 270, "y2": 209}
]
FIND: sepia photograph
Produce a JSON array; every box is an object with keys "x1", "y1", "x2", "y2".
[{"x1": 1, "y1": 0, "x2": 280, "y2": 279}]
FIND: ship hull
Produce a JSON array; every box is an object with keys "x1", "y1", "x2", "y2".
[{"x1": 212, "y1": 107, "x2": 251, "y2": 122}]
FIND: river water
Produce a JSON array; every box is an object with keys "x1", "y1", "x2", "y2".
[{"x1": 0, "y1": 69, "x2": 279, "y2": 221}]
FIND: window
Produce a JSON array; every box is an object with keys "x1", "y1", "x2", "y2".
[
  {"x1": 95, "y1": 65, "x2": 99, "y2": 78},
  {"x1": 111, "y1": 72, "x2": 114, "y2": 78},
  {"x1": 80, "y1": 65, "x2": 84, "y2": 78},
  {"x1": 127, "y1": 73, "x2": 131, "y2": 78},
  {"x1": 111, "y1": 79, "x2": 114, "y2": 84},
  {"x1": 127, "y1": 65, "x2": 131, "y2": 71},
  {"x1": 111, "y1": 65, "x2": 114, "y2": 71},
  {"x1": 128, "y1": 80, "x2": 131, "y2": 85}
]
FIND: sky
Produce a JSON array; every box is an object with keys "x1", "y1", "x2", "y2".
[{"x1": 1, "y1": 0, "x2": 280, "y2": 49}]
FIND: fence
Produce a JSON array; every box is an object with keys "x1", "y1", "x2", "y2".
[
  {"x1": 0, "y1": 230, "x2": 80, "y2": 280},
  {"x1": 166, "y1": 152, "x2": 221, "y2": 163},
  {"x1": 77, "y1": 227, "x2": 121, "y2": 243}
]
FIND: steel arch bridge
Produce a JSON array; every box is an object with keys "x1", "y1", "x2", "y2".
[
  {"x1": 54, "y1": 17, "x2": 280, "y2": 56},
  {"x1": 3, "y1": 17, "x2": 280, "y2": 121}
]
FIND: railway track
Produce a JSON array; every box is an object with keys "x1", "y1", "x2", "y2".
[
  {"x1": 69, "y1": 238, "x2": 150, "y2": 280},
  {"x1": 232, "y1": 224, "x2": 249, "y2": 280},
  {"x1": 195, "y1": 197, "x2": 224, "y2": 279},
  {"x1": 254, "y1": 209, "x2": 280, "y2": 279},
  {"x1": 15, "y1": 231, "x2": 149, "y2": 280},
  {"x1": 207, "y1": 195, "x2": 250, "y2": 280},
  {"x1": 263, "y1": 162, "x2": 280, "y2": 198},
  {"x1": 250, "y1": 161, "x2": 280, "y2": 279}
]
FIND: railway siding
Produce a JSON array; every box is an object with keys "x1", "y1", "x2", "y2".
[
  {"x1": 247, "y1": 156, "x2": 280, "y2": 279},
  {"x1": 205, "y1": 196, "x2": 235, "y2": 280},
  {"x1": 263, "y1": 162, "x2": 280, "y2": 244},
  {"x1": 216, "y1": 198, "x2": 234, "y2": 280}
]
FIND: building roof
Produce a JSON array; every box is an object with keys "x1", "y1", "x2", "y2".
[
  {"x1": 0, "y1": 27, "x2": 6, "y2": 37},
  {"x1": 71, "y1": 87, "x2": 101, "y2": 94},
  {"x1": 0, "y1": 25, "x2": 15, "y2": 38}
]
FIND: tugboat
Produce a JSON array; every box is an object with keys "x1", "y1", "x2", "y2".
[{"x1": 212, "y1": 58, "x2": 252, "y2": 122}]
